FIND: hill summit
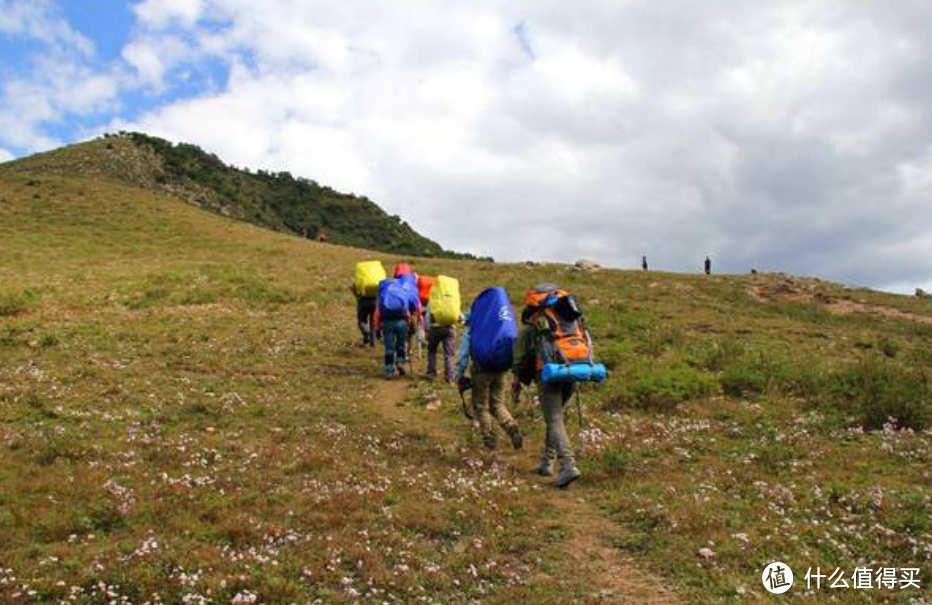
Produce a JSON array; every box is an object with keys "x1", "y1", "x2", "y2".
[{"x1": 0, "y1": 132, "x2": 474, "y2": 259}]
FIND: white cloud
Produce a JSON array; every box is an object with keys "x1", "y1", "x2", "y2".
[
  {"x1": 0, "y1": 147, "x2": 14, "y2": 162},
  {"x1": 113, "y1": 0, "x2": 932, "y2": 289},
  {"x1": 121, "y1": 35, "x2": 192, "y2": 89},
  {"x1": 0, "y1": 55, "x2": 120, "y2": 152},
  {"x1": 0, "y1": 0, "x2": 121, "y2": 153},
  {"x1": 133, "y1": 0, "x2": 205, "y2": 29},
  {"x1": 0, "y1": 0, "x2": 92, "y2": 55},
  {"x1": 8, "y1": 0, "x2": 932, "y2": 290}
]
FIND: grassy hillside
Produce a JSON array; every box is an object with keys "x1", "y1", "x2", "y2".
[
  {"x1": 3, "y1": 170, "x2": 932, "y2": 604},
  {"x1": 0, "y1": 132, "x2": 476, "y2": 259}
]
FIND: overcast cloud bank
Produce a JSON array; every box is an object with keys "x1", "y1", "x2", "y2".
[{"x1": 2, "y1": 0, "x2": 931, "y2": 292}]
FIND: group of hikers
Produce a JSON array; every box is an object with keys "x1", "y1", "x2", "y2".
[{"x1": 351, "y1": 261, "x2": 606, "y2": 490}]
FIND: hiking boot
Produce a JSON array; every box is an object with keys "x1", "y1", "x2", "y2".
[
  {"x1": 506, "y1": 425, "x2": 523, "y2": 450},
  {"x1": 536, "y1": 459, "x2": 554, "y2": 477},
  {"x1": 385, "y1": 366, "x2": 395, "y2": 380},
  {"x1": 554, "y1": 466, "x2": 581, "y2": 489},
  {"x1": 483, "y1": 435, "x2": 497, "y2": 451},
  {"x1": 397, "y1": 363, "x2": 407, "y2": 376}
]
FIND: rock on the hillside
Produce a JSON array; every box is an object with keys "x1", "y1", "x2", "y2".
[
  {"x1": 916, "y1": 288, "x2": 931, "y2": 299},
  {"x1": 698, "y1": 547, "x2": 717, "y2": 560},
  {"x1": 574, "y1": 259, "x2": 601, "y2": 272}
]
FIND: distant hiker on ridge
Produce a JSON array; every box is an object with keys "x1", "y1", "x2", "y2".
[
  {"x1": 642, "y1": 256, "x2": 648, "y2": 271},
  {"x1": 455, "y1": 287, "x2": 523, "y2": 451},
  {"x1": 704, "y1": 256, "x2": 712, "y2": 275}
]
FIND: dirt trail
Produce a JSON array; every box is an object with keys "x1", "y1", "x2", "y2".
[{"x1": 369, "y1": 374, "x2": 681, "y2": 605}]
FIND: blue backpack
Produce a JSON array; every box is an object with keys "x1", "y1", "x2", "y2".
[
  {"x1": 469, "y1": 287, "x2": 517, "y2": 372},
  {"x1": 378, "y1": 279, "x2": 409, "y2": 320},
  {"x1": 397, "y1": 273, "x2": 420, "y2": 312}
]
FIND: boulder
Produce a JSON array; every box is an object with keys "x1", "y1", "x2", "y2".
[
  {"x1": 574, "y1": 259, "x2": 601, "y2": 272},
  {"x1": 916, "y1": 288, "x2": 931, "y2": 299}
]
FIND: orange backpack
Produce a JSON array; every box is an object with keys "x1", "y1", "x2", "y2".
[
  {"x1": 417, "y1": 275, "x2": 435, "y2": 306},
  {"x1": 524, "y1": 286, "x2": 594, "y2": 371}
]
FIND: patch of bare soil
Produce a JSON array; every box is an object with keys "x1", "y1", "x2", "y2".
[{"x1": 748, "y1": 281, "x2": 932, "y2": 325}]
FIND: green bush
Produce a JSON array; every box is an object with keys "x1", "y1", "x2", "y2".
[
  {"x1": 695, "y1": 338, "x2": 746, "y2": 372},
  {"x1": 635, "y1": 325, "x2": 684, "y2": 358},
  {"x1": 829, "y1": 358, "x2": 931, "y2": 430},
  {"x1": 877, "y1": 336, "x2": 900, "y2": 358},
  {"x1": 606, "y1": 363, "x2": 718, "y2": 412},
  {"x1": 599, "y1": 447, "x2": 633, "y2": 478},
  {"x1": 720, "y1": 362, "x2": 768, "y2": 397}
]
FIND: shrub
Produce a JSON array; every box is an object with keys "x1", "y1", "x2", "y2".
[
  {"x1": 877, "y1": 336, "x2": 900, "y2": 358},
  {"x1": 696, "y1": 338, "x2": 745, "y2": 372},
  {"x1": 720, "y1": 362, "x2": 768, "y2": 397},
  {"x1": 636, "y1": 325, "x2": 684, "y2": 358},
  {"x1": 829, "y1": 358, "x2": 931, "y2": 430},
  {"x1": 606, "y1": 363, "x2": 718, "y2": 412},
  {"x1": 599, "y1": 447, "x2": 633, "y2": 478}
]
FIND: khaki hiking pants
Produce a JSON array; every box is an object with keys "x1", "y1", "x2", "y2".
[
  {"x1": 471, "y1": 368, "x2": 518, "y2": 449},
  {"x1": 541, "y1": 382, "x2": 576, "y2": 470}
]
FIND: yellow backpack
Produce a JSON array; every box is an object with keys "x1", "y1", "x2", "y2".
[
  {"x1": 429, "y1": 275, "x2": 461, "y2": 326},
  {"x1": 354, "y1": 261, "x2": 386, "y2": 297}
]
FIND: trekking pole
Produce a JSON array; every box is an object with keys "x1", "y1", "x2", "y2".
[
  {"x1": 575, "y1": 388, "x2": 585, "y2": 429},
  {"x1": 407, "y1": 333, "x2": 416, "y2": 377}
]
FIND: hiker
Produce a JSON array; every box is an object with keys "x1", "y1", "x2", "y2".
[
  {"x1": 394, "y1": 262, "x2": 415, "y2": 279},
  {"x1": 352, "y1": 261, "x2": 386, "y2": 347},
  {"x1": 416, "y1": 274, "x2": 435, "y2": 359},
  {"x1": 704, "y1": 256, "x2": 712, "y2": 275},
  {"x1": 513, "y1": 284, "x2": 606, "y2": 489},
  {"x1": 454, "y1": 287, "x2": 523, "y2": 451},
  {"x1": 354, "y1": 290, "x2": 377, "y2": 346},
  {"x1": 424, "y1": 275, "x2": 461, "y2": 383},
  {"x1": 374, "y1": 275, "x2": 420, "y2": 379},
  {"x1": 393, "y1": 263, "x2": 424, "y2": 358},
  {"x1": 642, "y1": 255, "x2": 648, "y2": 271}
]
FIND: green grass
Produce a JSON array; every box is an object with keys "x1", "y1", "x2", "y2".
[{"x1": 3, "y1": 167, "x2": 932, "y2": 604}]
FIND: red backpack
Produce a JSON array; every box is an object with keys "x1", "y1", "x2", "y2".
[{"x1": 394, "y1": 263, "x2": 413, "y2": 278}]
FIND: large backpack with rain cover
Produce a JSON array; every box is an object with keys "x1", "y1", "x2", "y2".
[
  {"x1": 429, "y1": 275, "x2": 461, "y2": 327},
  {"x1": 469, "y1": 287, "x2": 517, "y2": 372},
  {"x1": 396, "y1": 273, "x2": 420, "y2": 313},
  {"x1": 354, "y1": 261, "x2": 386, "y2": 297},
  {"x1": 524, "y1": 285, "x2": 606, "y2": 384},
  {"x1": 417, "y1": 275, "x2": 435, "y2": 307},
  {"x1": 378, "y1": 279, "x2": 410, "y2": 320},
  {"x1": 394, "y1": 262, "x2": 413, "y2": 278}
]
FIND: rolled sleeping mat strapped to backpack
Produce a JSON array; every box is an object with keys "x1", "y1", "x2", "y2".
[{"x1": 541, "y1": 363, "x2": 607, "y2": 384}]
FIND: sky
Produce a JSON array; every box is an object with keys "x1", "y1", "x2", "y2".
[{"x1": 1, "y1": 0, "x2": 930, "y2": 292}]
